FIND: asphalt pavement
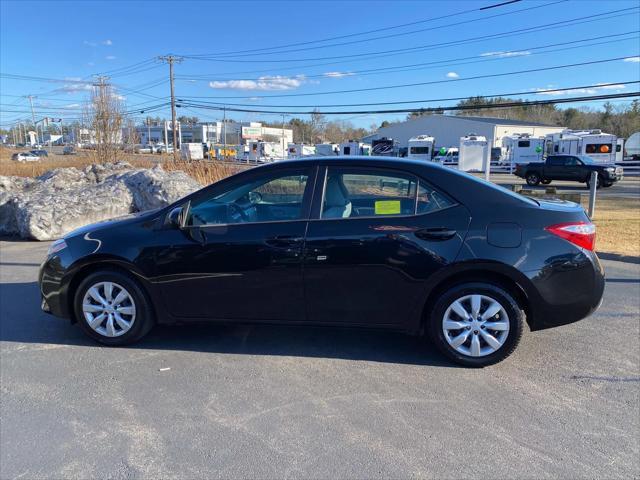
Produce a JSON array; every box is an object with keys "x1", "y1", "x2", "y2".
[{"x1": 1, "y1": 240, "x2": 638, "y2": 479}]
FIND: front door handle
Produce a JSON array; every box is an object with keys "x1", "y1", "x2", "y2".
[{"x1": 415, "y1": 227, "x2": 457, "y2": 241}]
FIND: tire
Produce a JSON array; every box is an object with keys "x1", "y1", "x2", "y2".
[
  {"x1": 525, "y1": 172, "x2": 541, "y2": 186},
  {"x1": 427, "y1": 282, "x2": 524, "y2": 367},
  {"x1": 586, "y1": 174, "x2": 602, "y2": 190},
  {"x1": 602, "y1": 181, "x2": 613, "y2": 188},
  {"x1": 74, "y1": 269, "x2": 154, "y2": 346},
  {"x1": 541, "y1": 179, "x2": 552, "y2": 185}
]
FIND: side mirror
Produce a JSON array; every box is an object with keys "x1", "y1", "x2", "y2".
[{"x1": 166, "y1": 205, "x2": 185, "y2": 228}]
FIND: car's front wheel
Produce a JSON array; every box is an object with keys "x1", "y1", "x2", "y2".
[
  {"x1": 525, "y1": 172, "x2": 541, "y2": 186},
  {"x1": 74, "y1": 270, "x2": 154, "y2": 345},
  {"x1": 428, "y1": 283, "x2": 524, "y2": 367}
]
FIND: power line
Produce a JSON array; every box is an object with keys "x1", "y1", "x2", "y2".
[
  {"x1": 183, "y1": 6, "x2": 637, "y2": 63},
  {"x1": 180, "y1": 0, "x2": 524, "y2": 58},
  {"x1": 177, "y1": 31, "x2": 638, "y2": 83},
  {"x1": 186, "y1": 0, "x2": 560, "y2": 60},
  {"x1": 177, "y1": 55, "x2": 640, "y2": 100},
  {"x1": 180, "y1": 91, "x2": 640, "y2": 116},
  {"x1": 177, "y1": 81, "x2": 639, "y2": 109}
]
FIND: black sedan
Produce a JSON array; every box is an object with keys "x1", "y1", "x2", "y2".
[{"x1": 39, "y1": 157, "x2": 605, "y2": 367}]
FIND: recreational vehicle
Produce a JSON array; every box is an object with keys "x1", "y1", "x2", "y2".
[
  {"x1": 625, "y1": 132, "x2": 640, "y2": 160},
  {"x1": 407, "y1": 135, "x2": 435, "y2": 161},
  {"x1": 433, "y1": 147, "x2": 459, "y2": 164},
  {"x1": 501, "y1": 133, "x2": 545, "y2": 165},
  {"x1": 287, "y1": 143, "x2": 316, "y2": 158},
  {"x1": 371, "y1": 137, "x2": 397, "y2": 156},
  {"x1": 180, "y1": 143, "x2": 204, "y2": 161},
  {"x1": 315, "y1": 143, "x2": 339, "y2": 156},
  {"x1": 459, "y1": 134, "x2": 489, "y2": 172},
  {"x1": 247, "y1": 141, "x2": 286, "y2": 162},
  {"x1": 545, "y1": 130, "x2": 618, "y2": 164},
  {"x1": 339, "y1": 141, "x2": 371, "y2": 156}
]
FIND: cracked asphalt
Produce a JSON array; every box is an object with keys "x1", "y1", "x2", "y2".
[{"x1": 1, "y1": 240, "x2": 638, "y2": 479}]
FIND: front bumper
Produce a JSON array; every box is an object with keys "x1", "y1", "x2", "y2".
[{"x1": 39, "y1": 254, "x2": 72, "y2": 320}]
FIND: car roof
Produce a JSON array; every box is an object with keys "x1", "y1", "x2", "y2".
[{"x1": 264, "y1": 155, "x2": 445, "y2": 171}]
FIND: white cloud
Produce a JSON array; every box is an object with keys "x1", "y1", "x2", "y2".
[
  {"x1": 623, "y1": 56, "x2": 640, "y2": 63},
  {"x1": 83, "y1": 40, "x2": 97, "y2": 47},
  {"x1": 59, "y1": 83, "x2": 94, "y2": 93},
  {"x1": 324, "y1": 71, "x2": 354, "y2": 78},
  {"x1": 105, "y1": 55, "x2": 116, "y2": 60},
  {"x1": 446, "y1": 72, "x2": 459, "y2": 78},
  {"x1": 533, "y1": 83, "x2": 626, "y2": 96},
  {"x1": 65, "y1": 103, "x2": 81, "y2": 108},
  {"x1": 102, "y1": 39, "x2": 113, "y2": 46},
  {"x1": 112, "y1": 93, "x2": 126, "y2": 101},
  {"x1": 209, "y1": 75, "x2": 307, "y2": 91},
  {"x1": 480, "y1": 50, "x2": 531, "y2": 58},
  {"x1": 87, "y1": 62, "x2": 95, "y2": 66}
]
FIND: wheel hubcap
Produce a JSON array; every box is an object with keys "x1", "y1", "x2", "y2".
[
  {"x1": 442, "y1": 294, "x2": 509, "y2": 357},
  {"x1": 82, "y1": 281, "x2": 136, "y2": 337}
]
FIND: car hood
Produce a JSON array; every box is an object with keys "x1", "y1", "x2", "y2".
[{"x1": 65, "y1": 208, "x2": 162, "y2": 239}]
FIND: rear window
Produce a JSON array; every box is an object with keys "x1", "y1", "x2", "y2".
[{"x1": 518, "y1": 140, "x2": 530, "y2": 148}]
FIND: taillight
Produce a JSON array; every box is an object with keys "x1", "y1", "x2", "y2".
[{"x1": 545, "y1": 222, "x2": 596, "y2": 251}]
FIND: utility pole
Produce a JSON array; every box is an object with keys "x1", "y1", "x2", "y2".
[
  {"x1": 27, "y1": 95, "x2": 38, "y2": 145},
  {"x1": 158, "y1": 55, "x2": 183, "y2": 161},
  {"x1": 281, "y1": 113, "x2": 286, "y2": 160},
  {"x1": 223, "y1": 106, "x2": 226, "y2": 157}
]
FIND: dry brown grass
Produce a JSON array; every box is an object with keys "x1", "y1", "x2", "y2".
[
  {"x1": 0, "y1": 146, "x2": 244, "y2": 185},
  {"x1": 587, "y1": 196, "x2": 640, "y2": 257}
]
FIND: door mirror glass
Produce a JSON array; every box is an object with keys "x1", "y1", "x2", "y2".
[{"x1": 166, "y1": 206, "x2": 185, "y2": 228}]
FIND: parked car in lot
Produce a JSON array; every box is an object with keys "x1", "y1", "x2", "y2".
[
  {"x1": 30, "y1": 149, "x2": 48, "y2": 157},
  {"x1": 514, "y1": 154, "x2": 623, "y2": 188},
  {"x1": 12, "y1": 152, "x2": 40, "y2": 162},
  {"x1": 40, "y1": 157, "x2": 604, "y2": 367},
  {"x1": 63, "y1": 146, "x2": 75, "y2": 155}
]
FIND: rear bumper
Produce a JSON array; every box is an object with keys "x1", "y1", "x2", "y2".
[{"x1": 526, "y1": 250, "x2": 605, "y2": 331}]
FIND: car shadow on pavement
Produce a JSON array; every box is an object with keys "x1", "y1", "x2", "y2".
[{"x1": 0, "y1": 281, "x2": 455, "y2": 367}]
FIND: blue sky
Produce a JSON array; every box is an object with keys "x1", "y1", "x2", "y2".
[{"x1": 1, "y1": 0, "x2": 639, "y2": 129}]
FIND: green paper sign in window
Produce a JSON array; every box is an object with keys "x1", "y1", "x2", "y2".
[{"x1": 375, "y1": 200, "x2": 401, "y2": 215}]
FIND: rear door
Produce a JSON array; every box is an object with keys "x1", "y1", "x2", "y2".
[
  {"x1": 302, "y1": 165, "x2": 470, "y2": 329},
  {"x1": 544, "y1": 156, "x2": 566, "y2": 179}
]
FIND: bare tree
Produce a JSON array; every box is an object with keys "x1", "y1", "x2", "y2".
[{"x1": 86, "y1": 80, "x2": 124, "y2": 163}]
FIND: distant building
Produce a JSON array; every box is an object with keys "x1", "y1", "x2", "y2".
[
  {"x1": 363, "y1": 115, "x2": 566, "y2": 150},
  {"x1": 131, "y1": 121, "x2": 293, "y2": 147}
]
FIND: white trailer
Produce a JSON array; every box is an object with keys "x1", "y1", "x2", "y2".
[
  {"x1": 407, "y1": 135, "x2": 435, "y2": 161},
  {"x1": 545, "y1": 129, "x2": 618, "y2": 164},
  {"x1": 625, "y1": 132, "x2": 640, "y2": 159},
  {"x1": 501, "y1": 133, "x2": 545, "y2": 165},
  {"x1": 315, "y1": 143, "x2": 339, "y2": 156},
  {"x1": 339, "y1": 141, "x2": 371, "y2": 156},
  {"x1": 248, "y1": 141, "x2": 286, "y2": 162},
  {"x1": 459, "y1": 134, "x2": 489, "y2": 172},
  {"x1": 433, "y1": 147, "x2": 459, "y2": 164},
  {"x1": 180, "y1": 142, "x2": 204, "y2": 161},
  {"x1": 287, "y1": 143, "x2": 316, "y2": 158}
]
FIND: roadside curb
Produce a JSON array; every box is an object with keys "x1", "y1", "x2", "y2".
[{"x1": 598, "y1": 252, "x2": 640, "y2": 264}]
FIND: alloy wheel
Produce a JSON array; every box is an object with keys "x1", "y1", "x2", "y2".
[
  {"x1": 82, "y1": 281, "x2": 136, "y2": 337},
  {"x1": 442, "y1": 294, "x2": 510, "y2": 357}
]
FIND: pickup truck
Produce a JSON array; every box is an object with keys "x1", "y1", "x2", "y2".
[{"x1": 514, "y1": 154, "x2": 623, "y2": 189}]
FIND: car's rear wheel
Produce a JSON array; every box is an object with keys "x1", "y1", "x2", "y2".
[
  {"x1": 74, "y1": 270, "x2": 154, "y2": 345},
  {"x1": 525, "y1": 172, "x2": 541, "y2": 186},
  {"x1": 428, "y1": 283, "x2": 524, "y2": 367}
]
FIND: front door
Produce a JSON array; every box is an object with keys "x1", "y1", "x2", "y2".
[
  {"x1": 154, "y1": 166, "x2": 316, "y2": 321},
  {"x1": 303, "y1": 166, "x2": 470, "y2": 329}
]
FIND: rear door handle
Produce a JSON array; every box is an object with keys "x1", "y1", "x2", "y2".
[
  {"x1": 265, "y1": 235, "x2": 304, "y2": 247},
  {"x1": 415, "y1": 227, "x2": 457, "y2": 241}
]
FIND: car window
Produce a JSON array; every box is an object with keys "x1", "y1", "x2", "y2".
[
  {"x1": 548, "y1": 157, "x2": 563, "y2": 166},
  {"x1": 417, "y1": 181, "x2": 456, "y2": 214},
  {"x1": 322, "y1": 168, "x2": 417, "y2": 219},
  {"x1": 564, "y1": 157, "x2": 579, "y2": 166},
  {"x1": 186, "y1": 169, "x2": 310, "y2": 226}
]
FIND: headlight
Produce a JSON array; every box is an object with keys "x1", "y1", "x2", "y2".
[
  {"x1": 47, "y1": 239, "x2": 67, "y2": 256},
  {"x1": 606, "y1": 167, "x2": 615, "y2": 172}
]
